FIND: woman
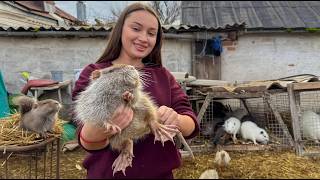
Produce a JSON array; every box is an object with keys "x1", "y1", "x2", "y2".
[{"x1": 72, "y1": 2, "x2": 199, "y2": 179}]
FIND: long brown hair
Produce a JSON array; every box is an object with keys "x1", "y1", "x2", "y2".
[{"x1": 96, "y1": 2, "x2": 163, "y2": 66}]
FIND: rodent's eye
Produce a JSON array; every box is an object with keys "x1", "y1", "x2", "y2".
[{"x1": 260, "y1": 131, "x2": 264, "y2": 134}]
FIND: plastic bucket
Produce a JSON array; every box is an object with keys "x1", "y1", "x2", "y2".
[
  {"x1": 74, "y1": 69, "x2": 82, "y2": 81},
  {"x1": 51, "y1": 70, "x2": 63, "y2": 82}
]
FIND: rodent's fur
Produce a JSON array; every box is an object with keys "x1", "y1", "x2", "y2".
[
  {"x1": 13, "y1": 96, "x2": 61, "y2": 137},
  {"x1": 223, "y1": 117, "x2": 241, "y2": 144},
  {"x1": 74, "y1": 64, "x2": 194, "y2": 175},
  {"x1": 240, "y1": 121, "x2": 269, "y2": 145},
  {"x1": 301, "y1": 110, "x2": 320, "y2": 143},
  {"x1": 75, "y1": 64, "x2": 156, "y2": 149}
]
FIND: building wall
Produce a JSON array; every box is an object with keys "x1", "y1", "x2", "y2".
[
  {"x1": 0, "y1": 36, "x2": 192, "y2": 93},
  {"x1": 221, "y1": 33, "x2": 320, "y2": 83},
  {"x1": 0, "y1": 2, "x2": 58, "y2": 27}
]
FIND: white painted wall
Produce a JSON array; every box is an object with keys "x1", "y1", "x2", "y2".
[
  {"x1": 0, "y1": 36, "x2": 192, "y2": 93},
  {"x1": 221, "y1": 33, "x2": 320, "y2": 83}
]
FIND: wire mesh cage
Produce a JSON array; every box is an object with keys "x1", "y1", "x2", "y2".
[
  {"x1": 0, "y1": 137, "x2": 60, "y2": 179},
  {"x1": 288, "y1": 82, "x2": 320, "y2": 156},
  {"x1": 187, "y1": 90, "x2": 294, "y2": 153}
]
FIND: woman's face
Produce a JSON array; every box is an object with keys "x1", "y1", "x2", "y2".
[{"x1": 120, "y1": 10, "x2": 158, "y2": 61}]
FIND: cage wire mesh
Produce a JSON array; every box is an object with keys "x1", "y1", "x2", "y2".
[
  {"x1": 187, "y1": 92, "x2": 294, "y2": 152},
  {"x1": 294, "y1": 90, "x2": 320, "y2": 156},
  {"x1": 0, "y1": 138, "x2": 60, "y2": 179}
]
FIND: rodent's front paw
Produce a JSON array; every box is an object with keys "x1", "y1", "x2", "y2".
[
  {"x1": 91, "y1": 70, "x2": 101, "y2": 80},
  {"x1": 122, "y1": 91, "x2": 134, "y2": 102}
]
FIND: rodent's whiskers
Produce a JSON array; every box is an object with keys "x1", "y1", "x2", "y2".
[{"x1": 139, "y1": 72, "x2": 155, "y2": 88}]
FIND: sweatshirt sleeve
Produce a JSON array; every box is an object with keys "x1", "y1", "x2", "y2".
[
  {"x1": 165, "y1": 69, "x2": 200, "y2": 139},
  {"x1": 72, "y1": 64, "x2": 97, "y2": 101}
]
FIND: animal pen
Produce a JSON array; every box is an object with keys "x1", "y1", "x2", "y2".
[
  {"x1": 0, "y1": 137, "x2": 60, "y2": 179},
  {"x1": 288, "y1": 82, "x2": 320, "y2": 157},
  {"x1": 185, "y1": 79, "x2": 320, "y2": 154}
]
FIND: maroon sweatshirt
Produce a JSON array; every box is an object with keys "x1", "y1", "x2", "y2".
[{"x1": 72, "y1": 61, "x2": 199, "y2": 179}]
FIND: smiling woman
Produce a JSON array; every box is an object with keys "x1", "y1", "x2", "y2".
[{"x1": 72, "y1": 2, "x2": 199, "y2": 179}]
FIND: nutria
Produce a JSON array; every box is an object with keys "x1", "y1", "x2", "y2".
[{"x1": 75, "y1": 64, "x2": 194, "y2": 176}]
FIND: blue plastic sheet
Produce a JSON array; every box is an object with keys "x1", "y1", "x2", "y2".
[{"x1": 0, "y1": 70, "x2": 10, "y2": 118}]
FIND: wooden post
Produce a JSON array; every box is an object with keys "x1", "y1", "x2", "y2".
[
  {"x1": 196, "y1": 92, "x2": 213, "y2": 124},
  {"x1": 287, "y1": 84, "x2": 303, "y2": 156}
]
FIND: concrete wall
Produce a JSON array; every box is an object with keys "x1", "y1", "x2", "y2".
[
  {"x1": 0, "y1": 36, "x2": 192, "y2": 93},
  {"x1": 221, "y1": 33, "x2": 320, "y2": 83}
]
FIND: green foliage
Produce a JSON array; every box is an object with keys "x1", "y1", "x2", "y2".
[
  {"x1": 285, "y1": 28, "x2": 293, "y2": 33},
  {"x1": 305, "y1": 28, "x2": 320, "y2": 33}
]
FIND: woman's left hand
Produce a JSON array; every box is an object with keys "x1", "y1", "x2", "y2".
[{"x1": 157, "y1": 105, "x2": 180, "y2": 129}]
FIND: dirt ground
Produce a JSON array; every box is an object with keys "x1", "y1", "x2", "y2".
[{"x1": 1, "y1": 147, "x2": 320, "y2": 179}]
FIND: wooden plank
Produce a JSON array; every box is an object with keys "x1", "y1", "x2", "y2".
[
  {"x1": 210, "y1": 92, "x2": 264, "y2": 99},
  {"x1": 264, "y1": 93, "x2": 294, "y2": 147},
  {"x1": 287, "y1": 84, "x2": 303, "y2": 156},
  {"x1": 233, "y1": 85, "x2": 267, "y2": 93},
  {"x1": 292, "y1": 82, "x2": 320, "y2": 91},
  {"x1": 193, "y1": 90, "x2": 265, "y2": 99},
  {"x1": 196, "y1": 93, "x2": 212, "y2": 124},
  {"x1": 221, "y1": 144, "x2": 272, "y2": 151}
]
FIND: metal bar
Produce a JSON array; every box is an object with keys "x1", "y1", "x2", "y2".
[
  {"x1": 50, "y1": 141, "x2": 53, "y2": 178},
  {"x1": 56, "y1": 138, "x2": 60, "y2": 179},
  {"x1": 5, "y1": 153, "x2": 8, "y2": 179},
  {"x1": 29, "y1": 152, "x2": 32, "y2": 178},
  {"x1": 43, "y1": 146, "x2": 46, "y2": 179},
  {"x1": 35, "y1": 151, "x2": 38, "y2": 179}
]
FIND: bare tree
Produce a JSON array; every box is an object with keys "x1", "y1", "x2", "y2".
[
  {"x1": 107, "y1": 1, "x2": 181, "y2": 25},
  {"x1": 149, "y1": 1, "x2": 181, "y2": 25}
]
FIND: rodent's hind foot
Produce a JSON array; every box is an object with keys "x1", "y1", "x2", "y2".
[
  {"x1": 150, "y1": 121, "x2": 180, "y2": 146},
  {"x1": 112, "y1": 140, "x2": 134, "y2": 176}
]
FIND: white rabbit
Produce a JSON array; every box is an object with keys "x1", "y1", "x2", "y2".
[
  {"x1": 223, "y1": 117, "x2": 241, "y2": 144},
  {"x1": 301, "y1": 110, "x2": 320, "y2": 143},
  {"x1": 240, "y1": 121, "x2": 269, "y2": 145}
]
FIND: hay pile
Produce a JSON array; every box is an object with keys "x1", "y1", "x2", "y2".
[
  {"x1": 0, "y1": 113, "x2": 63, "y2": 146},
  {"x1": 174, "y1": 150, "x2": 320, "y2": 179}
]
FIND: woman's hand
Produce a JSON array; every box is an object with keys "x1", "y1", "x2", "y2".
[
  {"x1": 106, "y1": 104, "x2": 134, "y2": 136},
  {"x1": 157, "y1": 105, "x2": 180, "y2": 130}
]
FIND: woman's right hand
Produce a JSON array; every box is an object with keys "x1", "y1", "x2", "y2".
[
  {"x1": 79, "y1": 104, "x2": 134, "y2": 150},
  {"x1": 106, "y1": 104, "x2": 134, "y2": 136}
]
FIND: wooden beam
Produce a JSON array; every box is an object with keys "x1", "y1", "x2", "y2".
[
  {"x1": 196, "y1": 93, "x2": 213, "y2": 124},
  {"x1": 287, "y1": 84, "x2": 303, "y2": 156},
  {"x1": 292, "y1": 82, "x2": 320, "y2": 91}
]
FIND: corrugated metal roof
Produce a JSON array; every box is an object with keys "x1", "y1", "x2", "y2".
[
  {"x1": 0, "y1": 23, "x2": 245, "y2": 33},
  {"x1": 181, "y1": 1, "x2": 320, "y2": 29}
]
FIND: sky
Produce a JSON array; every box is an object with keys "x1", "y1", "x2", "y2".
[{"x1": 54, "y1": 1, "x2": 136, "y2": 24}]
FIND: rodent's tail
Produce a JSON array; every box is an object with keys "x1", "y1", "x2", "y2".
[{"x1": 12, "y1": 96, "x2": 35, "y2": 115}]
